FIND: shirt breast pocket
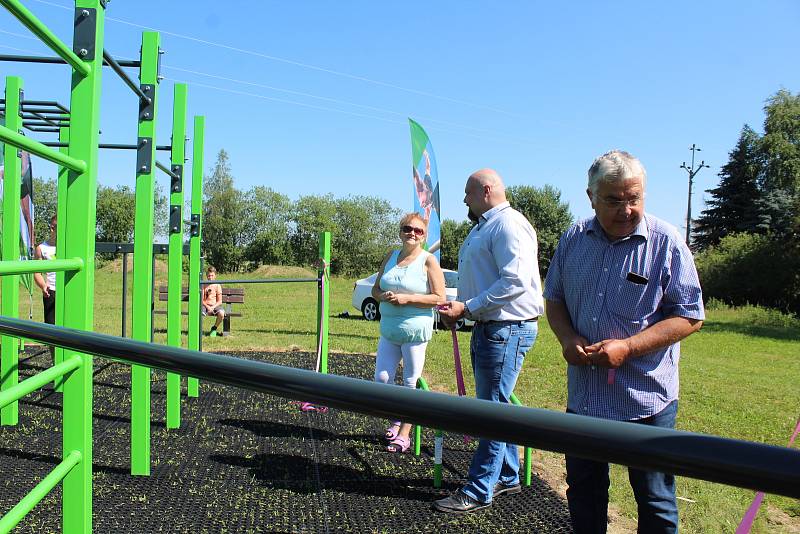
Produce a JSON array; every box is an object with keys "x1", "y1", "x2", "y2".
[{"x1": 608, "y1": 278, "x2": 660, "y2": 321}]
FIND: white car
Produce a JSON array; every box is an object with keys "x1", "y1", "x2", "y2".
[{"x1": 351, "y1": 268, "x2": 473, "y2": 330}]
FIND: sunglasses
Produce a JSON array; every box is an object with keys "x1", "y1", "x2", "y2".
[{"x1": 401, "y1": 225, "x2": 425, "y2": 236}]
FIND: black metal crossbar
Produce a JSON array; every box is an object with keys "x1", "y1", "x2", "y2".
[
  {"x1": 0, "y1": 315, "x2": 797, "y2": 500},
  {"x1": 0, "y1": 53, "x2": 140, "y2": 68},
  {"x1": 102, "y1": 50, "x2": 150, "y2": 103},
  {"x1": 198, "y1": 278, "x2": 319, "y2": 285}
]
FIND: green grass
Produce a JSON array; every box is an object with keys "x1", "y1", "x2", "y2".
[{"x1": 11, "y1": 263, "x2": 800, "y2": 532}]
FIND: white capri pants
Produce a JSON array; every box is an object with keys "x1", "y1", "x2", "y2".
[{"x1": 374, "y1": 336, "x2": 428, "y2": 389}]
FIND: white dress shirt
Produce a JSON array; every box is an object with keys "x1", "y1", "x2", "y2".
[{"x1": 457, "y1": 202, "x2": 544, "y2": 322}]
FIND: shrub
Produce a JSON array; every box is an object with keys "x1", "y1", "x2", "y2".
[{"x1": 694, "y1": 232, "x2": 800, "y2": 313}]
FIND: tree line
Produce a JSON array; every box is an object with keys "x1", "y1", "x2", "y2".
[
  {"x1": 692, "y1": 89, "x2": 800, "y2": 313},
  {"x1": 202, "y1": 150, "x2": 573, "y2": 276},
  {"x1": 27, "y1": 147, "x2": 573, "y2": 278}
]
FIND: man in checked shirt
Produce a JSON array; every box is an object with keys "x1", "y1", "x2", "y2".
[{"x1": 543, "y1": 150, "x2": 704, "y2": 534}]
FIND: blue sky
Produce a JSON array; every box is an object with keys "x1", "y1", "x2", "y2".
[{"x1": 2, "y1": 0, "x2": 798, "y2": 234}]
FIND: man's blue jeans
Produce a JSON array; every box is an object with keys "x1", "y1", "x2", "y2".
[
  {"x1": 565, "y1": 400, "x2": 679, "y2": 534},
  {"x1": 461, "y1": 320, "x2": 538, "y2": 504}
]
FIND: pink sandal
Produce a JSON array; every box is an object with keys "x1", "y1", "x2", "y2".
[
  {"x1": 386, "y1": 435, "x2": 411, "y2": 453},
  {"x1": 384, "y1": 421, "x2": 401, "y2": 441}
]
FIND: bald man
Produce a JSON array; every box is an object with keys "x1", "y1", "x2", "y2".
[{"x1": 435, "y1": 169, "x2": 544, "y2": 513}]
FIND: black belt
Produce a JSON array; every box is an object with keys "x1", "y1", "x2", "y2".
[{"x1": 476, "y1": 317, "x2": 538, "y2": 325}]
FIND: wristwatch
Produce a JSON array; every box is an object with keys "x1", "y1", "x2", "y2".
[{"x1": 463, "y1": 302, "x2": 475, "y2": 321}]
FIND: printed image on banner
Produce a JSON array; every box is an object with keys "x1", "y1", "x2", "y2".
[
  {"x1": 0, "y1": 116, "x2": 37, "y2": 296},
  {"x1": 408, "y1": 118, "x2": 440, "y2": 259}
]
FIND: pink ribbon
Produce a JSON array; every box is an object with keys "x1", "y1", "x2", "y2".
[
  {"x1": 450, "y1": 327, "x2": 471, "y2": 444},
  {"x1": 607, "y1": 369, "x2": 616, "y2": 385},
  {"x1": 735, "y1": 417, "x2": 800, "y2": 533},
  {"x1": 451, "y1": 328, "x2": 467, "y2": 397}
]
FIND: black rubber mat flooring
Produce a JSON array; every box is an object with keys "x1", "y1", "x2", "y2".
[{"x1": 1, "y1": 347, "x2": 571, "y2": 533}]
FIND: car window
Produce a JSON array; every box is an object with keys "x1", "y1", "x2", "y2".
[{"x1": 443, "y1": 271, "x2": 459, "y2": 288}]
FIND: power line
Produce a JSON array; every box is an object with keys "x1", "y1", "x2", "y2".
[
  {"x1": 29, "y1": 0, "x2": 517, "y2": 117},
  {"x1": 166, "y1": 76, "x2": 538, "y2": 147},
  {"x1": 0, "y1": 41, "x2": 536, "y2": 144},
  {"x1": 162, "y1": 64, "x2": 536, "y2": 143}
]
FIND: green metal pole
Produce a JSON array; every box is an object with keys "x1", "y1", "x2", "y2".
[
  {"x1": 0, "y1": 258, "x2": 83, "y2": 275},
  {"x1": 0, "y1": 125, "x2": 86, "y2": 172},
  {"x1": 53, "y1": 125, "x2": 69, "y2": 392},
  {"x1": 316, "y1": 231, "x2": 331, "y2": 374},
  {"x1": 0, "y1": 449, "x2": 82, "y2": 534},
  {"x1": 166, "y1": 83, "x2": 187, "y2": 429},
  {"x1": 186, "y1": 115, "x2": 205, "y2": 398},
  {"x1": 510, "y1": 392, "x2": 532, "y2": 486},
  {"x1": 130, "y1": 31, "x2": 160, "y2": 476},
  {"x1": 416, "y1": 377, "x2": 442, "y2": 486},
  {"x1": 0, "y1": 0, "x2": 91, "y2": 77},
  {"x1": 62, "y1": 1, "x2": 105, "y2": 531},
  {"x1": 1, "y1": 75, "x2": 23, "y2": 426},
  {"x1": 0, "y1": 356, "x2": 81, "y2": 409}
]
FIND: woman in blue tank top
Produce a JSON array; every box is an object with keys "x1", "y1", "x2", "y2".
[{"x1": 372, "y1": 213, "x2": 446, "y2": 452}]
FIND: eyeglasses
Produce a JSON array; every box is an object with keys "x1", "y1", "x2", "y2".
[
  {"x1": 599, "y1": 196, "x2": 643, "y2": 209},
  {"x1": 401, "y1": 225, "x2": 425, "y2": 236}
]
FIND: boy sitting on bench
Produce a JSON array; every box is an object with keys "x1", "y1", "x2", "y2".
[{"x1": 202, "y1": 265, "x2": 225, "y2": 336}]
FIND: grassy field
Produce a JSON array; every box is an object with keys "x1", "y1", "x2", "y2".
[{"x1": 10, "y1": 260, "x2": 800, "y2": 532}]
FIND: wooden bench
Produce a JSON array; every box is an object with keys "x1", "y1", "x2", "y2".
[{"x1": 154, "y1": 286, "x2": 245, "y2": 336}]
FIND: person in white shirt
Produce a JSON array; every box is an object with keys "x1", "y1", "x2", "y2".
[
  {"x1": 436, "y1": 168, "x2": 544, "y2": 513},
  {"x1": 34, "y1": 216, "x2": 57, "y2": 358}
]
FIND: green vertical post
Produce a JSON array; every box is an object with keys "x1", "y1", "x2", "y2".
[
  {"x1": 316, "y1": 231, "x2": 331, "y2": 374},
  {"x1": 130, "y1": 31, "x2": 160, "y2": 476},
  {"x1": 186, "y1": 115, "x2": 205, "y2": 398},
  {"x1": 166, "y1": 83, "x2": 187, "y2": 429},
  {"x1": 62, "y1": 1, "x2": 105, "y2": 531},
  {"x1": 53, "y1": 125, "x2": 69, "y2": 392},
  {"x1": 416, "y1": 377, "x2": 442, "y2": 486},
  {"x1": 509, "y1": 392, "x2": 532, "y2": 486},
  {"x1": 1, "y1": 76, "x2": 23, "y2": 426}
]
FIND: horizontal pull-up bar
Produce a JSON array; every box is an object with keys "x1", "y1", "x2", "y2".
[
  {"x1": 0, "y1": 315, "x2": 797, "y2": 499},
  {"x1": 0, "y1": 258, "x2": 84, "y2": 276},
  {"x1": 40, "y1": 141, "x2": 171, "y2": 151},
  {"x1": 22, "y1": 125, "x2": 59, "y2": 133},
  {"x1": 199, "y1": 278, "x2": 319, "y2": 285},
  {"x1": 95, "y1": 242, "x2": 189, "y2": 255},
  {"x1": 0, "y1": 0, "x2": 90, "y2": 77},
  {"x1": 24, "y1": 111, "x2": 67, "y2": 127},
  {"x1": 24, "y1": 120, "x2": 69, "y2": 128},
  {"x1": 0, "y1": 124, "x2": 86, "y2": 172},
  {"x1": 103, "y1": 49, "x2": 151, "y2": 103},
  {"x1": 20, "y1": 99, "x2": 69, "y2": 113},
  {"x1": 0, "y1": 53, "x2": 140, "y2": 69},
  {"x1": 0, "y1": 449, "x2": 82, "y2": 534}
]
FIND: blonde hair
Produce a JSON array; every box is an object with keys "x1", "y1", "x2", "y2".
[{"x1": 399, "y1": 212, "x2": 427, "y2": 232}]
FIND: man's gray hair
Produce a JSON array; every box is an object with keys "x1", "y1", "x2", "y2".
[{"x1": 587, "y1": 150, "x2": 647, "y2": 195}]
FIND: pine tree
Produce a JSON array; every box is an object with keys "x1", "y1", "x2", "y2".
[{"x1": 692, "y1": 126, "x2": 762, "y2": 250}]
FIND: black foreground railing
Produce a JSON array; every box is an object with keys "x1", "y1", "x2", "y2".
[{"x1": 1, "y1": 316, "x2": 798, "y2": 499}]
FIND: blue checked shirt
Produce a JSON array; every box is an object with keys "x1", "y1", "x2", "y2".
[{"x1": 543, "y1": 214, "x2": 704, "y2": 421}]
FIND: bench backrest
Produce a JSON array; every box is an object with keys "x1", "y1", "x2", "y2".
[{"x1": 157, "y1": 286, "x2": 245, "y2": 303}]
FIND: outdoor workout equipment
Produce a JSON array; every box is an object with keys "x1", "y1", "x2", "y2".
[
  {"x1": 2, "y1": 3, "x2": 796, "y2": 533},
  {"x1": 0, "y1": 0, "x2": 209, "y2": 526}
]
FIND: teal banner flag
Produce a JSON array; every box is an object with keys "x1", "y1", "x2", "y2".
[{"x1": 409, "y1": 118, "x2": 440, "y2": 259}]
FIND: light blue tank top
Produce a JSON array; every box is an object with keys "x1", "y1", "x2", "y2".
[{"x1": 379, "y1": 250, "x2": 434, "y2": 344}]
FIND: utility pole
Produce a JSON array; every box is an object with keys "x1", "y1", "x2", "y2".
[{"x1": 680, "y1": 144, "x2": 710, "y2": 245}]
